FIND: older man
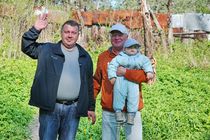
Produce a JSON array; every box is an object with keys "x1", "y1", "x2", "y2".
[{"x1": 93, "y1": 23, "x2": 147, "y2": 140}]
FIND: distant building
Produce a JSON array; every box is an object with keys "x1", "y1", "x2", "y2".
[{"x1": 171, "y1": 13, "x2": 210, "y2": 40}]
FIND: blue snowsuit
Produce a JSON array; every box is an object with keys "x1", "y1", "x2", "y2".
[{"x1": 108, "y1": 51, "x2": 153, "y2": 112}]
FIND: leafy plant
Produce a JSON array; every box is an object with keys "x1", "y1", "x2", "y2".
[{"x1": 0, "y1": 58, "x2": 36, "y2": 140}]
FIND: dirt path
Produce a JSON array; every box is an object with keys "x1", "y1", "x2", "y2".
[{"x1": 28, "y1": 115, "x2": 39, "y2": 140}]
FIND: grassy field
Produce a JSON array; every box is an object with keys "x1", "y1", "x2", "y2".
[
  {"x1": 0, "y1": 1, "x2": 210, "y2": 140},
  {"x1": 0, "y1": 41, "x2": 210, "y2": 140}
]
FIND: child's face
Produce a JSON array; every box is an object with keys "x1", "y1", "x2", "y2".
[{"x1": 124, "y1": 45, "x2": 139, "y2": 55}]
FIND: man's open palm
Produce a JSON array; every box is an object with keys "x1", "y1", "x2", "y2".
[{"x1": 34, "y1": 14, "x2": 48, "y2": 31}]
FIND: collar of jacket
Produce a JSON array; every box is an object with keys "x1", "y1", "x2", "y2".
[
  {"x1": 108, "y1": 47, "x2": 118, "y2": 58},
  {"x1": 52, "y1": 41, "x2": 87, "y2": 57}
]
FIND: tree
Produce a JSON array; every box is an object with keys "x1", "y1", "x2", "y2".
[{"x1": 147, "y1": 0, "x2": 210, "y2": 13}]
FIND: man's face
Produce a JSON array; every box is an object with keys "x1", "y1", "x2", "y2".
[
  {"x1": 110, "y1": 31, "x2": 128, "y2": 51},
  {"x1": 61, "y1": 24, "x2": 79, "y2": 49}
]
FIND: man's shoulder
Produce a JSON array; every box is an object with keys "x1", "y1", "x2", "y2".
[
  {"x1": 41, "y1": 42, "x2": 58, "y2": 50},
  {"x1": 76, "y1": 43, "x2": 91, "y2": 57},
  {"x1": 38, "y1": 42, "x2": 53, "y2": 49},
  {"x1": 98, "y1": 49, "x2": 110, "y2": 58}
]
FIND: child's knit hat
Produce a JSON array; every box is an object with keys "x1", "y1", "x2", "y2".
[{"x1": 123, "y1": 38, "x2": 141, "y2": 48}]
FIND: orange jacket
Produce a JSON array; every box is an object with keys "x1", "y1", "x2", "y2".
[{"x1": 93, "y1": 48, "x2": 147, "y2": 112}]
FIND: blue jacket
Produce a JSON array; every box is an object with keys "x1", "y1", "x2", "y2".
[
  {"x1": 21, "y1": 27, "x2": 95, "y2": 117},
  {"x1": 108, "y1": 51, "x2": 153, "y2": 79}
]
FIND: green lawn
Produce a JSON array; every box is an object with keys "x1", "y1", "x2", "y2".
[{"x1": 0, "y1": 41, "x2": 210, "y2": 140}]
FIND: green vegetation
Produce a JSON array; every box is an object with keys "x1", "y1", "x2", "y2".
[
  {"x1": 0, "y1": 58, "x2": 36, "y2": 140},
  {"x1": 0, "y1": 1, "x2": 210, "y2": 139},
  {"x1": 1, "y1": 40, "x2": 209, "y2": 139},
  {"x1": 142, "y1": 40, "x2": 210, "y2": 139},
  {"x1": 76, "y1": 40, "x2": 210, "y2": 140}
]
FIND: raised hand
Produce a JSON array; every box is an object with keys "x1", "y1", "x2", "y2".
[{"x1": 34, "y1": 13, "x2": 48, "y2": 31}]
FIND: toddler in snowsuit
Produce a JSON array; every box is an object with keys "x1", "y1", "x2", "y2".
[{"x1": 108, "y1": 38, "x2": 154, "y2": 125}]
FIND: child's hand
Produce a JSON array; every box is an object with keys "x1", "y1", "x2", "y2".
[
  {"x1": 146, "y1": 72, "x2": 154, "y2": 85},
  {"x1": 109, "y1": 78, "x2": 116, "y2": 85},
  {"x1": 147, "y1": 79, "x2": 153, "y2": 85},
  {"x1": 146, "y1": 72, "x2": 153, "y2": 80}
]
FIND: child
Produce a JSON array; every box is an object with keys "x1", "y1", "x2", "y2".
[{"x1": 108, "y1": 38, "x2": 154, "y2": 125}]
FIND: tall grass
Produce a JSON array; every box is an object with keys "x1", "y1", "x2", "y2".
[
  {"x1": 162, "y1": 40, "x2": 210, "y2": 68},
  {"x1": 0, "y1": 0, "x2": 72, "y2": 58},
  {"x1": 0, "y1": 0, "x2": 35, "y2": 58}
]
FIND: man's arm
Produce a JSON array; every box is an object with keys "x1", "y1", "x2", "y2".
[
  {"x1": 21, "y1": 27, "x2": 41, "y2": 59},
  {"x1": 117, "y1": 66, "x2": 147, "y2": 83},
  {"x1": 87, "y1": 56, "x2": 96, "y2": 124},
  {"x1": 21, "y1": 14, "x2": 48, "y2": 59},
  {"x1": 87, "y1": 56, "x2": 95, "y2": 111},
  {"x1": 93, "y1": 57, "x2": 103, "y2": 99}
]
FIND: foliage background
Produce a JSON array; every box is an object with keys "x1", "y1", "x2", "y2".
[
  {"x1": 0, "y1": 0, "x2": 210, "y2": 140},
  {"x1": 1, "y1": 40, "x2": 210, "y2": 140}
]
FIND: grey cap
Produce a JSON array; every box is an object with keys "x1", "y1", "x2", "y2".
[
  {"x1": 110, "y1": 23, "x2": 129, "y2": 35},
  {"x1": 123, "y1": 38, "x2": 140, "y2": 48}
]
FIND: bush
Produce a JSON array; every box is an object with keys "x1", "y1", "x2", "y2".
[{"x1": 0, "y1": 58, "x2": 36, "y2": 140}]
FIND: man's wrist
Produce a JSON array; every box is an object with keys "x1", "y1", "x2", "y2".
[
  {"x1": 32, "y1": 26, "x2": 42, "y2": 34},
  {"x1": 33, "y1": 25, "x2": 42, "y2": 32}
]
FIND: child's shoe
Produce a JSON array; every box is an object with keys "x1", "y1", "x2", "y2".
[
  {"x1": 127, "y1": 113, "x2": 135, "y2": 125},
  {"x1": 115, "y1": 111, "x2": 124, "y2": 122}
]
